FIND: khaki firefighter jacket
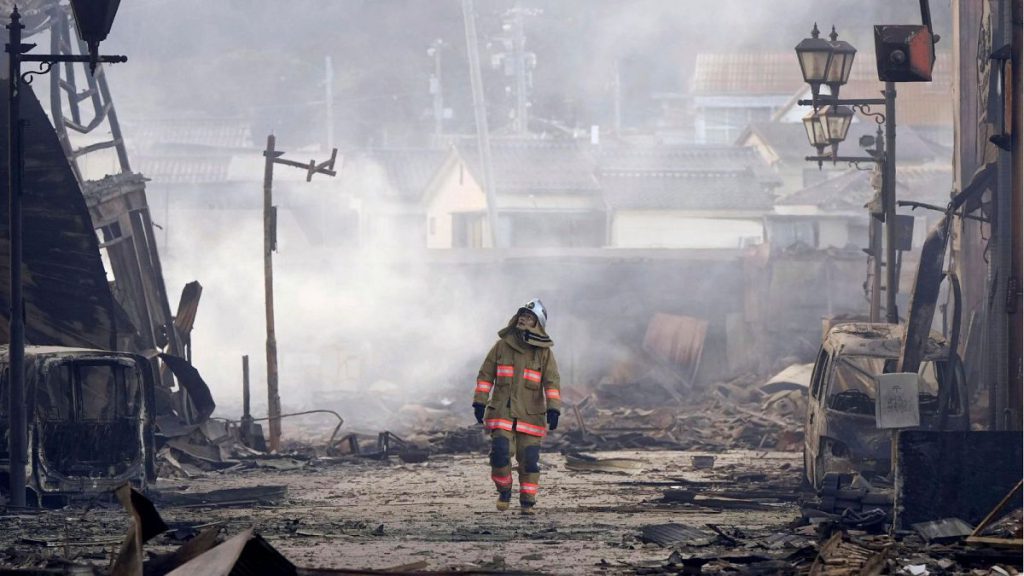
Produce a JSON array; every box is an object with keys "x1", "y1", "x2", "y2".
[{"x1": 473, "y1": 317, "x2": 561, "y2": 437}]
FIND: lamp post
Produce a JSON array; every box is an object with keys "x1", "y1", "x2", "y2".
[
  {"x1": 795, "y1": 25, "x2": 898, "y2": 325},
  {"x1": 5, "y1": 1, "x2": 126, "y2": 507}
]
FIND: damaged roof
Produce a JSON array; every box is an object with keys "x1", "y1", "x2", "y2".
[
  {"x1": 599, "y1": 145, "x2": 778, "y2": 211},
  {"x1": 457, "y1": 140, "x2": 601, "y2": 194},
  {"x1": 777, "y1": 164, "x2": 953, "y2": 211},
  {"x1": 693, "y1": 53, "x2": 803, "y2": 96},
  {"x1": 696, "y1": 52, "x2": 953, "y2": 126},
  {"x1": 350, "y1": 148, "x2": 449, "y2": 200},
  {"x1": 136, "y1": 155, "x2": 234, "y2": 184},
  {"x1": 124, "y1": 117, "x2": 254, "y2": 151}
]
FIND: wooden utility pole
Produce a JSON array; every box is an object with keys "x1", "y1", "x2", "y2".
[
  {"x1": 511, "y1": 0, "x2": 528, "y2": 134},
  {"x1": 261, "y1": 135, "x2": 337, "y2": 451},
  {"x1": 241, "y1": 355, "x2": 252, "y2": 441},
  {"x1": 461, "y1": 0, "x2": 500, "y2": 248}
]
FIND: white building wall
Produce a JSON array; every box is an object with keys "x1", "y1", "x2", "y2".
[
  {"x1": 817, "y1": 219, "x2": 849, "y2": 248},
  {"x1": 612, "y1": 212, "x2": 763, "y2": 249},
  {"x1": 425, "y1": 161, "x2": 489, "y2": 249}
]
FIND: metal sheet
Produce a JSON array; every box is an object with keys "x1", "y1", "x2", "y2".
[{"x1": 159, "y1": 353, "x2": 216, "y2": 421}]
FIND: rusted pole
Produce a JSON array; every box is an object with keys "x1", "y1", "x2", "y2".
[
  {"x1": 241, "y1": 354, "x2": 253, "y2": 445},
  {"x1": 259, "y1": 136, "x2": 337, "y2": 452},
  {"x1": 461, "y1": 0, "x2": 500, "y2": 248},
  {"x1": 263, "y1": 135, "x2": 282, "y2": 452},
  {"x1": 242, "y1": 354, "x2": 251, "y2": 419},
  {"x1": 869, "y1": 218, "x2": 883, "y2": 322},
  {"x1": 7, "y1": 6, "x2": 27, "y2": 507},
  {"x1": 884, "y1": 82, "x2": 898, "y2": 324}
]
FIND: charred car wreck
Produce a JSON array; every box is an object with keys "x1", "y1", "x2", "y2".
[
  {"x1": 0, "y1": 346, "x2": 155, "y2": 506},
  {"x1": 803, "y1": 322, "x2": 969, "y2": 490}
]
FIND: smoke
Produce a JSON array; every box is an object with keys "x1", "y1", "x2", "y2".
[
  {"x1": 93, "y1": 0, "x2": 954, "y2": 437},
  {"x1": 156, "y1": 154, "x2": 517, "y2": 433}
]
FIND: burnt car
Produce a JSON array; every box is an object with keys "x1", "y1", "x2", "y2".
[
  {"x1": 0, "y1": 346, "x2": 155, "y2": 506},
  {"x1": 803, "y1": 323, "x2": 969, "y2": 490}
]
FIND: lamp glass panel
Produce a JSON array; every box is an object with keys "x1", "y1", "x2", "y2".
[
  {"x1": 823, "y1": 106, "x2": 853, "y2": 143},
  {"x1": 798, "y1": 50, "x2": 831, "y2": 83},
  {"x1": 825, "y1": 43, "x2": 857, "y2": 85},
  {"x1": 803, "y1": 112, "x2": 827, "y2": 147},
  {"x1": 795, "y1": 35, "x2": 834, "y2": 83}
]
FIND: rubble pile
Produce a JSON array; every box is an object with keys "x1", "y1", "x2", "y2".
[{"x1": 540, "y1": 370, "x2": 807, "y2": 454}]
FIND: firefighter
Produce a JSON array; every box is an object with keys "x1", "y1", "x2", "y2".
[{"x1": 472, "y1": 299, "x2": 561, "y2": 514}]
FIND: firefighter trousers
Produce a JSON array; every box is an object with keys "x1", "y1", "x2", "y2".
[{"x1": 489, "y1": 427, "x2": 542, "y2": 506}]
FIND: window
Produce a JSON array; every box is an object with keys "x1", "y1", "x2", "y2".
[
  {"x1": 826, "y1": 354, "x2": 947, "y2": 415},
  {"x1": 809, "y1": 348, "x2": 831, "y2": 402},
  {"x1": 771, "y1": 220, "x2": 817, "y2": 248},
  {"x1": 38, "y1": 360, "x2": 141, "y2": 422},
  {"x1": 77, "y1": 364, "x2": 123, "y2": 421}
]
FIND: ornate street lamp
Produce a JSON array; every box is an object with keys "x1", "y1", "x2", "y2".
[
  {"x1": 824, "y1": 27, "x2": 857, "y2": 101},
  {"x1": 802, "y1": 109, "x2": 828, "y2": 167},
  {"x1": 794, "y1": 23, "x2": 833, "y2": 108},
  {"x1": 69, "y1": 0, "x2": 122, "y2": 73},
  {"x1": 794, "y1": 23, "x2": 900, "y2": 326},
  {"x1": 819, "y1": 104, "x2": 855, "y2": 161}
]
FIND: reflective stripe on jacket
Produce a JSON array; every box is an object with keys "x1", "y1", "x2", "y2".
[{"x1": 473, "y1": 321, "x2": 561, "y2": 435}]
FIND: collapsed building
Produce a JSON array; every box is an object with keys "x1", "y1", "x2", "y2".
[{"x1": 0, "y1": 3, "x2": 214, "y2": 505}]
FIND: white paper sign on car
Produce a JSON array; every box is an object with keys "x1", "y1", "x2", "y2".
[{"x1": 875, "y1": 372, "x2": 920, "y2": 429}]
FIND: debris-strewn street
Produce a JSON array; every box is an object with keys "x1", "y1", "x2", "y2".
[
  {"x1": 1, "y1": 0, "x2": 1021, "y2": 574},
  {"x1": 3, "y1": 445, "x2": 1021, "y2": 574},
  {"x1": 0, "y1": 449, "x2": 802, "y2": 573}
]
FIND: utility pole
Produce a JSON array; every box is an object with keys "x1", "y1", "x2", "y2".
[
  {"x1": 324, "y1": 56, "x2": 334, "y2": 152},
  {"x1": 511, "y1": 0, "x2": 528, "y2": 134},
  {"x1": 240, "y1": 355, "x2": 253, "y2": 445},
  {"x1": 428, "y1": 39, "x2": 445, "y2": 138},
  {"x1": 461, "y1": 0, "x2": 500, "y2": 248},
  {"x1": 261, "y1": 135, "x2": 337, "y2": 451},
  {"x1": 613, "y1": 59, "x2": 623, "y2": 134}
]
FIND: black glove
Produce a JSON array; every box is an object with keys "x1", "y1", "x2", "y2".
[
  {"x1": 473, "y1": 402, "x2": 485, "y2": 424},
  {"x1": 546, "y1": 409, "x2": 560, "y2": 431}
]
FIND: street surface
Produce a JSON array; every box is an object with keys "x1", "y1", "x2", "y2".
[{"x1": 0, "y1": 449, "x2": 804, "y2": 574}]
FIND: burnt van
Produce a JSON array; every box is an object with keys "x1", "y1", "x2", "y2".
[
  {"x1": 0, "y1": 346, "x2": 155, "y2": 506},
  {"x1": 803, "y1": 323, "x2": 969, "y2": 490}
]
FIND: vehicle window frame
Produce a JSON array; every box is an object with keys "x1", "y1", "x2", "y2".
[
  {"x1": 72, "y1": 360, "x2": 131, "y2": 422},
  {"x1": 809, "y1": 346, "x2": 832, "y2": 403}
]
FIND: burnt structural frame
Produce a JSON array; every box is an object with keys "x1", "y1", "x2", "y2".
[{"x1": 4, "y1": 5, "x2": 126, "y2": 508}]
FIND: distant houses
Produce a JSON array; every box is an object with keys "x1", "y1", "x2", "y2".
[
  {"x1": 127, "y1": 50, "x2": 954, "y2": 259},
  {"x1": 342, "y1": 138, "x2": 781, "y2": 250}
]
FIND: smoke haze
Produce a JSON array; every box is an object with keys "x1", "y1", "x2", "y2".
[{"x1": 51, "y1": 0, "x2": 954, "y2": 432}]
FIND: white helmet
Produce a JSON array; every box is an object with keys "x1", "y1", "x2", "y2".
[{"x1": 518, "y1": 298, "x2": 547, "y2": 329}]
